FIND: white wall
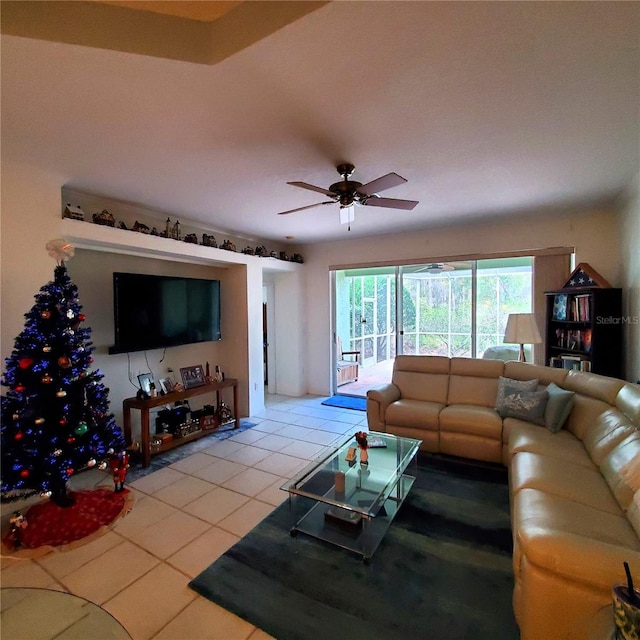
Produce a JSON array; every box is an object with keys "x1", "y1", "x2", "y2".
[
  {"x1": 300, "y1": 206, "x2": 622, "y2": 395},
  {"x1": 620, "y1": 174, "x2": 640, "y2": 383}
]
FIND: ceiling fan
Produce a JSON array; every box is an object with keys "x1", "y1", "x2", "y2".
[
  {"x1": 277, "y1": 163, "x2": 419, "y2": 229},
  {"x1": 417, "y1": 263, "x2": 455, "y2": 274}
]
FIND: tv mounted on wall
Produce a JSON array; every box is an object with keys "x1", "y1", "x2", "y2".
[{"x1": 109, "y1": 272, "x2": 221, "y2": 355}]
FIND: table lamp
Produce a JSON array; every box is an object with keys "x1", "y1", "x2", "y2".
[{"x1": 503, "y1": 313, "x2": 542, "y2": 362}]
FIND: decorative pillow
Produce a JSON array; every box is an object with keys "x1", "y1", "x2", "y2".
[
  {"x1": 495, "y1": 376, "x2": 539, "y2": 408},
  {"x1": 497, "y1": 388, "x2": 549, "y2": 425},
  {"x1": 543, "y1": 383, "x2": 576, "y2": 432}
]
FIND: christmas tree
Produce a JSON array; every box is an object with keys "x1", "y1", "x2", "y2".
[{"x1": 1, "y1": 240, "x2": 125, "y2": 507}]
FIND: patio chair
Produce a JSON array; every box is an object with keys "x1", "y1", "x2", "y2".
[{"x1": 336, "y1": 336, "x2": 360, "y2": 386}]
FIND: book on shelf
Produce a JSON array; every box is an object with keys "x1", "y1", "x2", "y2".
[
  {"x1": 554, "y1": 328, "x2": 592, "y2": 351},
  {"x1": 559, "y1": 354, "x2": 585, "y2": 371}
]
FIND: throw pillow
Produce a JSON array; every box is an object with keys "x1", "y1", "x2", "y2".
[
  {"x1": 498, "y1": 388, "x2": 549, "y2": 425},
  {"x1": 544, "y1": 383, "x2": 575, "y2": 432},
  {"x1": 495, "y1": 376, "x2": 539, "y2": 408}
]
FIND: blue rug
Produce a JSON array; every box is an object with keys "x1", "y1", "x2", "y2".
[
  {"x1": 189, "y1": 454, "x2": 516, "y2": 640},
  {"x1": 321, "y1": 395, "x2": 366, "y2": 411}
]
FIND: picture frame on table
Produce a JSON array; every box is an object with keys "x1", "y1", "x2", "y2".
[
  {"x1": 137, "y1": 373, "x2": 154, "y2": 396},
  {"x1": 158, "y1": 377, "x2": 174, "y2": 395},
  {"x1": 180, "y1": 365, "x2": 207, "y2": 389}
]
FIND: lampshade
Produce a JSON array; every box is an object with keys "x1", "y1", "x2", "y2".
[{"x1": 503, "y1": 313, "x2": 542, "y2": 362}]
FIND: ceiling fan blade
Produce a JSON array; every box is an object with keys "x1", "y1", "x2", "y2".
[
  {"x1": 277, "y1": 201, "x2": 335, "y2": 215},
  {"x1": 363, "y1": 196, "x2": 419, "y2": 210},
  {"x1": 287, "y1": 181, "x2": 336, "y2": 197},
  {"x1": 356, "y1": 172, "x2": 407, "y2": 196}
]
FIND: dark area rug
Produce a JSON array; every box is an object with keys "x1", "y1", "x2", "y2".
[
  {"x1": 321, "y1": 395, "x2": 366, "y2": 411},
  {"x1": 189, "y1": 454, "x2": 518, "y2": 640}
]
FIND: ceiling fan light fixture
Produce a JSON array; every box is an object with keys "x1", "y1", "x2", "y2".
[{"x1": 339, "y1": 204, "x2": 355, "y2": 225}]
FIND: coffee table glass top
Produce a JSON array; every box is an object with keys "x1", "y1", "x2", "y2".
[{"x1": 282, "y1": 431, "x2": 421, "y2": 517}]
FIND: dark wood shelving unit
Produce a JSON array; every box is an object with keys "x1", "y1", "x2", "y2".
[
  {"x1": 545, "y1": 288, "x2": 622, "y2": 378},
  {"x1": 123, "y1": 378, "x2": 239, "y2": 467}
]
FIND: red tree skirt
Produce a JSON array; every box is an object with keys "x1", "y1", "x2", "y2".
[{"x1": 3, "y1": 488, "x2": 132, "y2": 551}]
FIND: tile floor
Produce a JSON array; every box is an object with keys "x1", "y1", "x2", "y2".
[{"x1": 1, "y1": 394, "x2": 368, "y2": 640}]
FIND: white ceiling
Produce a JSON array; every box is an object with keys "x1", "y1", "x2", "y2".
[{"x1": 2, "y1": 1, "x2": 639, "y2": 244}]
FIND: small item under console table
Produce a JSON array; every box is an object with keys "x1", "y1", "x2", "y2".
[{"x1": 123, "y1": 378, "x2": 239, "y2": 467}]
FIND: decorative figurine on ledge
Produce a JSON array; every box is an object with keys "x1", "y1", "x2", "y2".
[
  {"x1": 220, "y1": 240, "x2": 236, "y2": 252},
  {"x1": 92, "y1": 209, "x2": 115, "y2": 227},
  {"x1": 184, "y1": 233, "x2": 198, "y2": 244},
  {"x1": 63, "y1": 203, "x2": 85, "y2": 221},
  {"x1": 202, "y1": 233, "x2": 217, "y2": 248},
  {"x1": 255, "y1": 245, "x2": 268, "y2": 257},
  {"x1": 241, "y1": 246, "x2": 255, "y2": 255},
  {"x1": 132, "y1": 221, "x2": 150, "y2": 234}
]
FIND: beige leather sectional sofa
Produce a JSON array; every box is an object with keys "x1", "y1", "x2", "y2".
[{"x1": 366, "y1": 355, "x2": 640, "y2": 640}]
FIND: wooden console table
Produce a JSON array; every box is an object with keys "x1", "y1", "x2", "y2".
[{"x1": 123, "y1": 378, "x2": 239, "y2": 467}]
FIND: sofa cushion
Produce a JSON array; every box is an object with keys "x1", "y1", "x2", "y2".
[
  {"x1": 439, "y1": 404, "x2": 502, "y2": 439},
  {"x1": 513, "y1": 488, "x2": 640, "y2": 551},
  {"x1": 506, "y1": 421, "x2": 594, "y2": 467},
  {"x1": 510, "y1": 452, "x2": 621, "y2": 515},
  {"x1": 543, "y1": 382, "x2": 575, "y2": 432},
  {"x1": 563, "y1": 370, "x2": 625, "y2": 406},
  {"x1": 582, "y1": 408, "x2": 638, "y2": 466},
  {"x1": 600, "y1": 431, "x2": 640, "y2": 512},
  {"x1": 447, "y1": 357, "x2": 504, "y2": 407},
  {"x1": 616, "y1": 383, "x2": 640, "y2": 426},
  {"x1": 386, "y1": 399, "x2": 443, "y2": 431},
  {"x1": 495, "y1": 376, "x2": 539, "y2": 407},
  {"x1": 564, "y1": 394, "x2": 613, "y2": 440},
  {"x1": 504, "y1": 360, "x2": 568, "y2": 387},
  {"x1": 392, "y1": 355, "x2": 450, "y2": 403},
  {"x1": 497, "y1": 388, "x2": 548, "y2": 425}
]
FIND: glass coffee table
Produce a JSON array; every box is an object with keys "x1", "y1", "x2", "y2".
[{"x1": 281, "y1": 431, "x2": 421, "y2": 562}]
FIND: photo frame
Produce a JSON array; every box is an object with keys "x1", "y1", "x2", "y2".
[
  {"x1": 137, "y1": 373, "x2": 154, "y2": 396},
  {"x1": 158, "y1": 377, "x2": 174, "y2": 395},
  {"x1": 180, "y1": 365, "x2": 207, "y2": 389}
]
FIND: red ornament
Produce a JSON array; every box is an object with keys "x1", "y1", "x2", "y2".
[
  {"x1": 57, "y1": 356, "x2": 72, "y2": 369},
  {"x1": 66, "y1": 468, "x2": 74, "y2": 476},
  {"x1": 78, "y1": 314, "x2": 86, "y2": 322},
  {"x1": 41, "y1": 310, "x2": 51, "y2": 319},
  {"x1": 19, "y1": 469, "x2": 30, "y2": 478},
  {"x1": 59, "y1": 418, "x2": 67, "y2": 425},
  {"x1": 88, "y1": 357, "x2": 94, "y2": 364},
  {"x1": 19, "y1": 357, "x2": 34, "y2": 369},
  {"x1": 41, "y1": 374, "x2": 52, "y2": 384},
  {"x1": 14, "y1": 384, "x2": 25, "y2": 392},
  {"x1": 67, "y1": 436, "x2": 75, "y2": 444},
  {"x1": 14, "y1": 432, "x2": 23, "y2": 440}
]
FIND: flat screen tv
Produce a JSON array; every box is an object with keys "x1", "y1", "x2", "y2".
[{"x1": 109, "y1": 272, "x2": 221, "y2": 354}]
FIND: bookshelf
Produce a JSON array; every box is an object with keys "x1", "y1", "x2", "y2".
[{"x1": 545, "y1": 287, "x2": 622, "y2": 378}]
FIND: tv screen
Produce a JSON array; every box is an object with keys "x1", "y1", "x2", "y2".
[{"x1": 109, "y1": 273, "x2": 221, "y2": 354}]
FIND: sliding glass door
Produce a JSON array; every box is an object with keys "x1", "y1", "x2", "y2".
[{"x1": 333, "y1": 257, "x2": 533, "y2": 397}]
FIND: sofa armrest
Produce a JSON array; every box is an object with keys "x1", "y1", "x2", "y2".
[
  {"x1": 366, "y1": 384, "x2": 401, "y2": 430},
  {"x1": 518, "y1": 525, "x2": 640, "y2": 591}
]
